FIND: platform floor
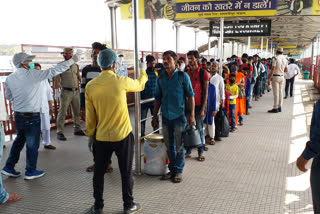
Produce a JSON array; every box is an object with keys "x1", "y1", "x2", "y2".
[{"x1": 0, "y1": 78, "x2": 319, "y2": 214}]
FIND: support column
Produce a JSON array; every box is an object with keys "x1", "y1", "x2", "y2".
[
  {"x1": 265, "y1": 38, "x2": 269, "y2": 53},
  {"x1": 109, "y1": 5, "x2": 118, "y2": 49},
  {"x1": 208, "y1": 34, "x2": 211, "y2": 56},
  {"x1": 219, "y1": 18, "x2": 224, "y2": 74},
  {"x1": 231, "y1": 41, "x2": 234, "y2": 55},
  {"x1": 194, "y1": 28, "x2": 200, "y2": 50},
  {"x1": 237, "y1": 43, "x2": 240, "y2": 56},
  {"x1": 132, "y1": 0, "x2": 141, "y2": 175},
  {"x1": 151, "y1": 19, "x2": 156, "y2": 53},
  {"x1": 247, "y1": 37, "x2": 251, "y2": 54},
  {"x1": 260, "y1": 37, "x2": 263, "y2": 53},
  {"x1": 270, "y1": 39, "x2": 273, "y2": 56},
  {"x1": 175, "y1": 23, "x2": 181, "y2": 53}
]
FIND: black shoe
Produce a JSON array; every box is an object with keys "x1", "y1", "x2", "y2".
[
  {"x1": 290, "y1": 95, "x2": 293, "y2": 97},
  {"x1": 284, "y1": 96, "x2": 287, "y2": 99},
  {"x1": 278, "y1": 107, "x2": 282, "y2": 112},
  {"x1": 230, "y1": 128, "x2": 235, "y2": 132},
  {"x1": 214, "y1": 136, "x2": 222, "y2": 141},
  {"x1": 268, "y1": 109, "x2": 279, "y2": 113},
  {"x1": 246, "y1": 112, "x2": 250, "y2": 115},
  {"x1": 44, "y1": 145, "x2": 56, "y2": 150},
  {"x1": 88, "y1": 205, "x2": 103, "y2": 214},
  {"x1": 57, "y1": 133, "x2": 67, "y2": 141},
  {"x1": 124, "y1": 203, "x2": 141, "y2": 214},
  {"x1": 74, "y1": 130, "x2": 86, "y2": 136},
  {"x1": 248, "y1": 105, "x2": 252, "y2": 109}
]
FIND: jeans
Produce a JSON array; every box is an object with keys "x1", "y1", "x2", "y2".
[
  {"x1": 229, "y1": 104, "x2": 236, "y2": 128},
  {"x1": 248, "y1": 79, "x2": 255, "y2": 105},
  {"x1": 186, "y1": 106, "x2": 204, "y2": 155},
  {"x1": 262, "y1": 79, "x2": 266, "y2": 94},
  {"x1": 5, "y1": 113, "x2": 41, "y2": 173},
  {"x1": 311, "y1": 155, "x2": 320, "y2": 214},
  {"x1": 93, "y1": 133, "x2": 134, "y2": 210},
  {"x1": 162, "y1": 115, "x2": 186, "y2": 173},
  {"x1": 246, "y1": 98, "x2": 249, "y2": 114},
  {"x1": 285, "y1": 77, "x2": 295, "y2": 97},
  {"x1": 141, "y1": 103, "x2": 158, "y2": 137},
  {"x1": 272, "y1": 76, "x2": 284, "y2": 109},
  {"x1": 0, "y1": 124, "x2": 9, "y2": 203}
]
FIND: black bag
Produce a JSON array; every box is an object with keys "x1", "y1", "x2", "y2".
[{"x1": 214, "y1": 108, "x2": 230, "y2": 137}]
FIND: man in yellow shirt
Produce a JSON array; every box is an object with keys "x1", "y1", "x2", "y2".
[
  {"x1": 225, "y1": 73, "x2": 238, "y2": 132},
  {"x1": 85, "y1": 49, "x2": 147, "y2": 214}
]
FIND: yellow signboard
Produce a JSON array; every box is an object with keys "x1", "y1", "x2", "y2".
[
  {"x1": 278, "y1": 46, "x2": 297, "y2": 49},
  {"x1": 120, "y1": 0, "x2": 145, "y2": 20},
  {"x1": 313, "y1": 0, "x2": 320, "y2": 15}
]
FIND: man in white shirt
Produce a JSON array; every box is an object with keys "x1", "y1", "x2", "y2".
[
  {"x1": 117, "y1": 54, "x2": 128, "y2": 77},
  {"x1": 34, "y1": 63, "x2": 56, "y2": 150},
  {"x1": 284, "y1": 59, "x2": 300, "y2": 99},
  {"x1": 1, "y1": 52, "x2": 80, "y2": 180},
  {"x1": 268, "y1": 48, "x2": 288, "y2": 113},
  {"x1": 205, "y1": 62, "x2": 225, "y2": 142}
]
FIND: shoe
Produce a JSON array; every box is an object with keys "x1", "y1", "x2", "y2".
[
  {"x1": 44, "y1": 145, "x2": 56, "y2": 150},
  {"x1": 248, "y1": 105, "x2": 252, "y2": 109},
  {"x1": 284, "y1": 96, "x2": 287, "y2": 99},
  {"x1": 74, "y1": 130, "x2": 86, "y2": 136},
  {"x1": 24, "y1": 170, "x2": 45, "y2": 180},
  {"x1": 124, "y1": 203, "x2": 141, "y2": 214},
  {"x1": 57, "y1": 133, "x2": 67, "y2": 141},
  {"x1": 239, "y1": 121, "x2": 243, "y2": 126},
  {"x1": 290, "y1": 95, "x2": 293, "y2": 97},
  {"x1": 230, "y1": 128, "x2": 235, "y2": 132},
  {"x1": 1, "y1": 167, "x2": 21, "y2": 177},
  {"x1": 88, "y1": 205, "x2": 103, "y2": 214},
  {"x1": 214, "y1": 136, "x2": 222, "y2": 141},
  {"x1": 246, "y1": 112, "x2": 250, "y2": 115},
  {"x1": 268, "y1": 109, "x2": 279, "y2": 113},
  {"x1": 278, "y1": 107, "x2": 282, "y2": 112}
]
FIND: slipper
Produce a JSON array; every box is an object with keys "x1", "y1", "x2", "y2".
[
  {"x1": 185, "y1": 153, "x2": 192, "y2": 158},
  {"x1": 1, "y1": 193, "x2": 21, "y2": 204},
  {"x1": 105, "y1": 164, "x2": 113, "y2": 174},
  {"x1": 86, "y1": 165, "x2": 94, "y2": 172},
  {"x1": 197, "y1": 155, "x2": 205, "y2": 162},
  {"x1": 204, "y1": 146, "x2": 209, "y2": 151},
  {"x1": 160, "y1": 172, "x2": 175, "y2": 180},
  {"x1": 172, "y1": 173, "x2": 182, "y2": 183},
  {"x1": 209, "y1": 138, "x2": 216, "y2": 145}
]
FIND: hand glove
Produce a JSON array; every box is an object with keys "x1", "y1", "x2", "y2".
[
  {"x1": 71, "y1": 49, "x2": 83, "y2": 63},
  {"x1": 139, "y1": 58, "x2": 146, "y2": 72},
  {"x1": 54, "y1": 89, "x2": 60, "y2": 102},
  {"x1": 88, "y1": 137, "x2": 95, "y2": 152}
]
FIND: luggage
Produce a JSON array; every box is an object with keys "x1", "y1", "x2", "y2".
[
  {"x1": 183, "y1": 125, "x2": 202, "y2": 148},
  {"x1": 215, "y1": 108, "x2": 230, "y2": 137}
]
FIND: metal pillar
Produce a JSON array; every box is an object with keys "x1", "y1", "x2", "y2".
[
  {"x1": 260, "y1": 37, "x2": 263, "y2": 53},
  {"x1": 151, "y1": 19, "x2": 156, "y2": 53},
  {"x1": 219, "y1": 18, "x2": 224, "y2": 74},
  {"x1": 133, "y1": 0, "x2": 142, "y2": 175},
  {"x1": 247, "y1": 37, "x2": 251, "y2": 55},
  {"x1": 194, "y1": 28, "x2": 199, "y2": 50},
  {"x1": 175, "y1": 23, "x2": 181, "y2": 53},
  {"x1": 270, "y1": 39, "x2": 273, "y2": 56},
  {"x1": 237, "y1": 43, "x2": 240, "y2": 56},
  {"x1": 109, "y1": 5, "x2": 118, "y2": 49},
  {"x1": 231, "y1": 41, "x2": 234, "y2": 55},
  {"x1": 208, "y1": 34, "x2": 211, "y2": 56},
  {"x1": 265, "y1": 38, "x2": 269, "y2": 53}
]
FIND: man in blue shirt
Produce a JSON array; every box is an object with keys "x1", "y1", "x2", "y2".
[
  {"x1": 152, "y1": 50, "x2": 195, "y2": 183},
  {"x1": 297, "y1": 100, "x2": 320, "y2": 213},
  {"x1": 140, "y1": 55, "x2": 159, "y2": 138}
]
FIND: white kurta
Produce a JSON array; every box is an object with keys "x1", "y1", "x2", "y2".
[{"x1": 40, "y1": 81, "x2": 53, "y2": 146}]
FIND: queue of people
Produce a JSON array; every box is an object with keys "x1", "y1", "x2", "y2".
[{"x1": 0, "y1": 43, "x2": 318, "y2": 214}]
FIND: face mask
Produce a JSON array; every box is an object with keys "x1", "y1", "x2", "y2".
[
  {"x1": 242, "y1": 60, "x2": 247, "y2": 64},
  {"x1": 230, "y1": 79, "x2": 235, "y2": 84},
  {"x1": 180, "y1": 63, "x2": 185, "y2": 71},
  {"x1": 22, "y1": 62, "x2": 34, "y2": 70},
  {"x1": 230, "y1": 67, "x2": 237, "y2": 73},
  {"x1": 64, "y1": 56, "x2": 72, "y2": 60}
]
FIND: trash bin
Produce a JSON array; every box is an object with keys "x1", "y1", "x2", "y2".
[
  {"x1": 144, "y1": 134, "x2": 168, "y2": 176},
  {"x1": 304, "y1": 70, "x2": 310, "y2": 79}
]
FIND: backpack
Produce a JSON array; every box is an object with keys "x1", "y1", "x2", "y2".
[{"x1": 214, "y1": 108, "x2": 230, "y2": 137}]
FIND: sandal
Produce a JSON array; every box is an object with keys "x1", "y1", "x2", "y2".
[
  {"x1": 105, "y1": 164, "x2": 113, "y2": 174},
  {"x1": 86, "y1": 165, "x2": 94, "y2": 172},
  {"x1": 204, "y1": 146, "x2": 209, "y2": 151},
  {"x1": 172, "y1": 173, "x2": 182, "y2": 183},
  {"x1": 185, "y1": 153, "x2": 192, "y2": 158},
  {"x1": 197, "y1": 155, "x2": 205, "y2": 162},
  {"x1": 209, "y1": 138, "x2": 216, "y2": 145},
  {"x1": 1, "y1": 193, "x2": 21, "y2": 204},
  {"x1": 160, "y1": 172, "x2": 175, "y2": 180}
]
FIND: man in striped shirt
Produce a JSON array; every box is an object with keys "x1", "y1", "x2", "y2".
[{"x1": 79, "y1": 42, "x2": 113, "y2": 174}]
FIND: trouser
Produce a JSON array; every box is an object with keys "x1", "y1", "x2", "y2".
[
  {"x1": 272, "y1": 76, "x2": 284, "y2": 109},
  {"x1": 93, "y1": 133, "x2": 134, "y2": 210},
  {"x1": 285, "y1": 77, "x2": 295, "y2": 97},
  {"x1": 5, "y1": 113, "x2": 40, "y2": 173},
  {"x1": 162, "y1": 115, "x2": 186, "y2": 173},
  {"x1": 0, "y1": 124, "x2": 9, "y2": 203},
  {"x1": 40, "y1": 112, "x2": 51, "y2": 146},
  {"x1": 56, "y1": 89, "x2": 81, "y2": 133},
  {"x1": 246, "y1": 98, "x2": 249, "y2": 114},
  {"x1": 186, "y1": 106, "x2": 205, "y2": 155},
  {"x1": 262, "y1": 79, "x2": 266, "y2": 94},
  {"x1": 248, "y1": 79, "x2": 255, "y2": 105},
  {"x1": 204, "y1": 121, "x2": 215, "y2": 139},
  {"x1": 141, "y1": 103, "x2": 158, "y2": 137},
  {"x1": 311, "y1": 155, "x2": 320, "y2": 214},
  {"x1": 229, "y1": 104, "x2": 236, "y2": 128}
]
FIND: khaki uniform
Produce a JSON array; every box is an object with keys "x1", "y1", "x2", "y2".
[
  {"x1": 272, "y1": 54, "x2": 288, "y2": 109},
  {"x1": 56, "y1": 63, "x2": 81, "y2": 133}
]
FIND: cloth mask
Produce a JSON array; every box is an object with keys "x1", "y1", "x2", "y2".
[
  {"x1": 22, "y1": 62, "x2": 34, "y2": 70},
  {"x1": 180, "y1": 63, "x2": 186, "y2": 71},
  {"x1": 242, "y1": 60, "x2": 247, "y2": 64},
  {"x1": 229, "y1": 79, "x2": 236, "y2": 84},
  {"x1": 64, "y1": 56, "x2": 72, "y2": 60}
]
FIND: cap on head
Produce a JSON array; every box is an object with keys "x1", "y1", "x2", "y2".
[
  {"x1": 97, "y1": 49, "x2": 118, "y2": 69},
  {"x1": 12, "y1": 52, "x2": 36, "y2": 67},
  {"x1": 61, "y1": 47, "x2": 74, "y2": 54}
]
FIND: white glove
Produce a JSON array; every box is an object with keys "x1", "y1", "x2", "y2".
[
  {"x1": 54, "y1": 89, "x2": 60, "y2": 102},
  {"x1": 71, "y1": 49, "x2": 83, "y2": 63},
  {"x1": 88, "y1": 137, "x2": 95, "y2": 152},
  {"x1": 139, "y1": 58, "x2": 146, "y2": 72}
]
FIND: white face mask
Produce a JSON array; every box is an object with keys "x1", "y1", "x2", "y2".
[{"x1": 180, "y1": 63, "x2": 185, "y2": 71}]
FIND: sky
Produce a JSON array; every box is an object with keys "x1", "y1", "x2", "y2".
[{"x1": 0, "y1": 0, "x2": 212, "y2": 54}]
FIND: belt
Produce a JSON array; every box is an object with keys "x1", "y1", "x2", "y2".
[
  {"x1": 15, "y1": 112, "x2": 40, "y2": 116},
  {"x1": 63, "y1": 87, "x2": 78, "y2": 91},
  {"x1": 273, "y1": 74, "x2": 283, "y2": 77}
]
